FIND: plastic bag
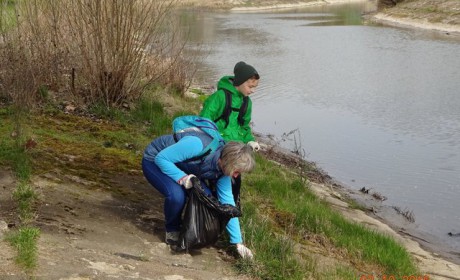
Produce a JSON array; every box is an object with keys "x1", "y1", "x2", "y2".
[{"x1": 176, "y1": 177, "x2": 241, "y2": 251}]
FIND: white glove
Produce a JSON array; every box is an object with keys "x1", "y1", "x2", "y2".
[
  {"x1": 247, "y1": 141, "x2": 260, "y2": 152},
  {"x1": 179, "y1": 174, "x2": 197, "y2": 189},
  {"x1": 236, "y1": 243, "x2": 254, "y2": 260}
]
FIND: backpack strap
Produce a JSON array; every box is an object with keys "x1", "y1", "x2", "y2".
[
  {"x1": 213, "y1": 89, "x2": 249, "y2": 128},
  {"x1": 213, "y1": 89, "x2": 232, "y2": 128},
  {"x1": 238, "y1": 96, "x2": 249, "y2": 127}
]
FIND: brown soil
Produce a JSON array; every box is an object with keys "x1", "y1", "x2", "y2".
[{"x1": 0, "y1": 168, "x2": 253, "y2": 280}]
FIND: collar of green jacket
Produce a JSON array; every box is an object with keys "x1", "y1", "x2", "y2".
[{"x1": 217, "y1": 76, "x2": 241, "y2": 96}]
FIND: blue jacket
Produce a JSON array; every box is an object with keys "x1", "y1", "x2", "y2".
[{"x1": 143, "y1": 131, "x2": 243, "y2": 244}]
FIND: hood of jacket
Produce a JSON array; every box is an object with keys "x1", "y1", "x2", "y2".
[{"x1": 217, "y1": 76, "x2": 243, "y2": 97}]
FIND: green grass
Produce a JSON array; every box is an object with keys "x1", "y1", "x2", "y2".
[
  {"x1": 13, "y1": 182, "x2": 37, "y2": 223},
  {"x1": 0, "y1": 113, "x2": 31, "y2": 181},
  {"x1": 238, "y1": 202, "x2": 310, "y2": 280},
  {"x1": 131, "y1": 98, "x2": 173, "y2": 136},
  {"x1": 1, "y1": 104, "x2": 40, "y2": 272},
  {"x1": 241, "y1": 154, "x2": 418, "y2": 279},
  {"x1": 5, "y1": 227, "x2": 41, "y2": 270},
  {"x1": 0, "y1": 0, "x2": 17, "y2": 32}
]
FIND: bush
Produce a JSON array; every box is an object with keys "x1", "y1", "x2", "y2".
[{"x1": 0, "y1": 0, "x2": 193, "y2": 110}]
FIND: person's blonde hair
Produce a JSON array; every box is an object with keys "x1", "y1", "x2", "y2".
[{"x1": 220, "y1": 141, "x2": 255, "y2": 176}]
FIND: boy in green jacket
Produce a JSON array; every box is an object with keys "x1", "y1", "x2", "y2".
[
  {"x1": 200, "y1": 61, "x2": 261, "y2": 206},
  {"x1": 200, "y1": 61, "x2": 260, "y2": 148}
]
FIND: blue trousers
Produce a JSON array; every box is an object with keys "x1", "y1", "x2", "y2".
[
  {"x1": 142, "y1": 158, "x2": 212, "y2": 232},
  {"x1": 142, "y1": 158, "x2": 186, "y2": 232}
]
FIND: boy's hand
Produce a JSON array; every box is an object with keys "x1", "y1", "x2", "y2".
[{"x1": 247, "y1": 141, "x2": 260, "y2": 152}]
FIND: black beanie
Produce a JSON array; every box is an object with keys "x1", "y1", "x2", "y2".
[{"x1": 233, "y1": 61, "x2": 259, "y2": 86}]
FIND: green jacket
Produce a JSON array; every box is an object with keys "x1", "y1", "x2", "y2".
[{"x1": 200, "y1": 76, "x2": 255, "y2": 143}]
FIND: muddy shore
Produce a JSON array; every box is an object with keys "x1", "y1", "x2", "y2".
[{"x1": 256, "y1": 136, "x2": 460, "y2": 279}]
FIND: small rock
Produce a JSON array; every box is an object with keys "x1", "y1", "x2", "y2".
[
  {"x1": 0, "y1": 220, "x2": 8, "y2": 238},
  {"x1": 0, "y1": 220, "x2": 8, "y2": 231}
]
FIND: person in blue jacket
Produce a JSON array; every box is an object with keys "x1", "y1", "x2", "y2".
[{"x1": 142, "y1": 128, "x2": 256, "y2": 259}]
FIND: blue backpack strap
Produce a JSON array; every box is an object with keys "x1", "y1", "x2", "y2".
[{"x1": 172, "y1": 116, "x2": 224, "y2": 162}]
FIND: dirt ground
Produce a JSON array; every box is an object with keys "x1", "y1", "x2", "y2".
[{"x1": 0, "y1": 167, "x2": 255, "y2": 280}]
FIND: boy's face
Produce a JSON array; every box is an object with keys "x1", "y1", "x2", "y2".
[{"x1": 237, "y1": 78, "x2": 259, "y2": 97}]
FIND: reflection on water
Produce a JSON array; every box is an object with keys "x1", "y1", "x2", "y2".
[{"x1": 181, "y1": 0, "x2": 460, "y2": 261}]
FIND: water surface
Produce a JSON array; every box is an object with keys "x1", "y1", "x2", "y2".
[{"x1": 182, "y1": 0, "x2": 460, "y2": 260}]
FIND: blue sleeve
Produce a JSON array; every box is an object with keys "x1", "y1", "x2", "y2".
[
  {"x1": 216, "y1": 176, "x2": 242, "y2": 244},
  {"x1": 154, "y1": 136, "x2": 204, "y2": 182}
]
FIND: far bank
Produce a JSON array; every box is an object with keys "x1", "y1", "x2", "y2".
[
  {"x1": 179, "y1": 0, "x2": 460, "y2": 34},
  {"x1": 368, "y1": 0, "x2": 460, "y2": 34}
]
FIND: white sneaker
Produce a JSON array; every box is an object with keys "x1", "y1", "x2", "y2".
[{"x1": 165, "y1": 231, "x2": 180, "y2": 245}]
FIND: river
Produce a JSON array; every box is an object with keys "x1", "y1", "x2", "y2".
[{"x1": 181, "y1": 0, "x2": 460, "y2": 262}]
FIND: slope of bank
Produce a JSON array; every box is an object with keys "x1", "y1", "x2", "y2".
[
  {"x1": 369, "y1": 0, "x2": 460, "y2": 34},
  {"x1": 257, "y1": 140, "x2": 460, "y2": 280},
  {"x1": 0, "y1": 109, "x2": 418, "y2": 279}
]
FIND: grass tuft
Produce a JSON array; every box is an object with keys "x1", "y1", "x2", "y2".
[
  {"x1": 6, "y1": 227, "x2": 41, "y2": 270},
  {"x1": 13, "y1": 182, "x2": 37, "y2": 223}
]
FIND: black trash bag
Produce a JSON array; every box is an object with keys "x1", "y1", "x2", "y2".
[{"x1": 176, "y1": 177, "x2": 242, "y2": 251}]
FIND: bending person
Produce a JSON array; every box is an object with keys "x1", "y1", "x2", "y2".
[{"x1": 142, "y1": 124, "x2": 255, "y2": 259}]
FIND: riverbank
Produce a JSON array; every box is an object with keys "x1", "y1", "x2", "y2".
[
  {"x1": 230, "y1": 0, "x2": 367, "y2": 11},
  {"x1": 368, "y1": 0, "x2": 460, "y2": 34},
  {"x1": 256, "y1": 135, "x2": 460, "y2": 280},
  {"x1": 179, "y1": 0, "x2": 370, "y2": 11}
]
